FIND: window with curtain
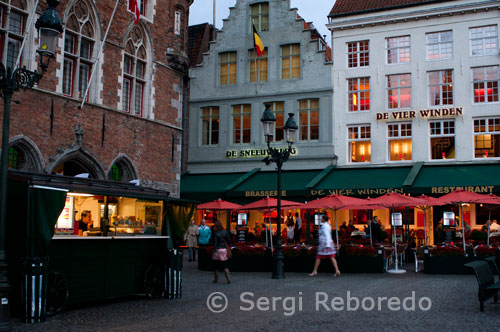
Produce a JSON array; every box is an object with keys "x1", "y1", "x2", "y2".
[
  {"x1": 388, "y1": 123, "x2": 412, "y2": 161},
  {"x1": 250, "y1": 2, "x2": 269, "y2": 32},
  {"x1": 249, "y1": 48, "x2": 268, "y2": 82},
  {"x1": 281, "y1": 44, "x2": 300, "y2": 80},
  {"x1": 347, "y1": 40, "x2": 369, "y2": 68},
  {"x1": 426, "y1": 31, "x2": 452, "y2": 60},
  {"x1": 201, "y1": 106, "x2": 219, "y2": 146},
  {"x1": 298, "y1": 99, "x2": 319, "y2": 141},
  {"x1": 0, "y1": 1, "x2": 28, "y2": 70},
  {"x1": 348, "y1": 77, "x2": 370, "y2": 112},
  {"x1": 387, "y1": 74, "x2": 411, "y2": 109},
  {"x1": 430, "y1": 120, "x2": 455, "y2": 160},
  {"x1": 232, "y1": 104, "x2": 251, "y2": 144},
  {"x1": 386, "y1": 36, "x2": 410, "y2": 64},
  {"x1": 348, "y1": 125, "x2": 371, "y2": 163},
  {"x1": 219, "y1": 51, "x2": 237, "y2": 86},
  {"x1": 62, "y1": 1, "x2": 96, "y2": 100},
  {"x1": 474, "y1": 118, "x2": 500, "y2": 158},
  {"x1": 472, "y1": 66, "x2": 499, "y2": 103},
  {"x1": 428, "y1": 70, "x2": 454, "y2": 106},
  {"x1": 122, "y1": 28, "x2": 148, "y2": 116}
]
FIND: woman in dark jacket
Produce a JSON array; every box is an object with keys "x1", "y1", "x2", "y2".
[{"x1": 210, "y1": 221, "x2": 231, "y2": 284}]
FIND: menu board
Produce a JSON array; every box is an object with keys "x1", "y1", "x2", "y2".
[
  {"x1": 443, "y1": 212, "x2": 455, "y2": 226},
  {"x1": 391, "y1": 212, "x2": 403, "y2": 227},
  {"x1": 56, "y1": 196, "x2": 74, "y2": 230}
]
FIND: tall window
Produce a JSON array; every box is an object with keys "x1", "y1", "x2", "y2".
[
  {"x1": 298, "y1": 99, "x2": 319, "y2": 141},
  {"x1": 201, "y1": 106, "x2": 219, "y2": 146},
  {"x1": 62, "y1": 2, "x2": 96, "y2": 99},
  {"x1": 388, "y1": 123, "x2": 412, "y2": 161},
  {"x1": 426, "y1": 31, "x2": 452, "y2": 60},
  {"x1": 174, "y1": 11, "x2": 181, "y2": 35},
  {"x1": 472, "y1": 66, "x2": 499, "y2": 103},
  {"x1": 428, "y1": 70, "x2": 453, "y2": 106},
  {"x1": 386, "y1": 36, "x2": 410, "y2": 64},
  {"x1": 474, "y1": 118, "x2": 500, "y2": 158},
  {"x1": 8, "y1": 146, "x2": 24, "y2": 170},
  {"x1": 250, "y1": 2, "x2": 269, "y2": 32},
  {"x1": 219, "y1": 52, "x2": 237, "y2": 86},
  {"x1": 281, "y1": 44, "x2": 300, "y2": 80},
  {"x1": 347, "y1": 41, "x2": 369, "y2": 68},
  {"x1": 267, "y1": 102, "x2": 284, "y2": 142},
  {"x1": 122, "y1": 28, "x2": 148, "y2": 116},
  {"x1": 0, "y1": 1, "x2": 28, "y2": 70},
  {"x1": 430, "y1": 120, "x2": 455, "y2": 160},
  {"x1": 387, "y1": 74, "x2": 411, "y2": 109},
  {"x1": 348, "y1": 125, "x2": 371, "y2": 163},
  {"x1": 232, "y1": 104, "x2": 251, "y2": 144},
  {"x1": 348, "y1": 77, "x2": 370, "y2": 112},
  {"x1": 249, "y1": 48, "x2": 268, "y2": 82},
  {"x1": 470, "y1": 25, "x2": 498, "y2": 56}
]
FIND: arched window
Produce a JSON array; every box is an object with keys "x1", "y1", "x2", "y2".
[
  {"x1": 122, "y1": 27, "x2": 149, "y2": 117},
  {"x1": 0, "y1": 0, "x2": 28, "y2": 69},
  {"x1": 8, "y1": 137, "x2": 43, "y2": 172},
  {"x1": 108, "y1": 157, "x2": 137, "y2": 183},
  {"x1": 51, "y1": 150, "x2": 104, "y2": 179},
  {"x1": 62, "y1": 1, "x2": 96, "y2": 99},
  {"x1": 8, "y1": 146, "x2": 24, "y2": 169}
]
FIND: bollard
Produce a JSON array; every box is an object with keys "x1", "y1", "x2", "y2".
[
  {"x1": 22, "y1": 257, "x2": 48, "y2": 323},
  {"x1": 165, "y1": 249, "x2": 183, "y2": 299}
]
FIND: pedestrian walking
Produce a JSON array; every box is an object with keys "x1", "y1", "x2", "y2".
[
  {"x1": 210, "y1": 220, "x2": 232, "y2": 284},
  {"x1": 309, "y1": 215, "x2": 341, "y2": 277},
  {"x1": 198, "y1": 219, "x2": 211, "y2": 247},
  {"x1": 184, "y1": 219, "x2": 199, "y2": 262}
]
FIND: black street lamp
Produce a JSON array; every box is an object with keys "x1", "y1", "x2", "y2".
[
  {"x1": 0, "y1": 1, "x2": 63, "y2": 329},
  {"x1": 260, "y1": 103, "x2": 298, "y2": 279}
]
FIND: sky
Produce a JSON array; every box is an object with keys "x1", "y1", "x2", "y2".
[{"x1": 189, "y1": 0, "x2": 334, "y2": 44}]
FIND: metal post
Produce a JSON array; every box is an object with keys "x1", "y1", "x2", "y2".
[{"x1": 272, "y1": 161, "x2": 284, "y2": 279}]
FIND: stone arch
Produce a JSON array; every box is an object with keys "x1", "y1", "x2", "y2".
[
  {"x1": 8, "y1": 135, "x2": 44, "y2": 172},
  {"x1": 107, "y1": 154, "x2": 139, "y2": 183},
  {"x1": 48, "y1": 148, "x2": 105, "y2": 179}
]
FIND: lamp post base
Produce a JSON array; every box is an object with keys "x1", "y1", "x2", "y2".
[
  {"x1": 272, "y1": 248, "x2": 285, "y2": 279},
  {"x1": 387, "y1": 268, "x2": 406, "y2": 274}
]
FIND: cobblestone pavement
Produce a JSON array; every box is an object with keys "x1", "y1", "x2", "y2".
[{"x1": 13, "y1": 254, "x2": 500, "y2": 332}]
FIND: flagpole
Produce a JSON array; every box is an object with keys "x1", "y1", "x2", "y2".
[{"x1": 79, "y1": 0, "x2": 121, "y2": 109}]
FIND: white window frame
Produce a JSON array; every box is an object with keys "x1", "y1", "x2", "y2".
[
  {"x1": 386, "y1": 36, "x2": 410, "y2": 64},
  {"x1": 347, "y1": 77, "x2": 370, "y2": 112},
  {"x1": 249, "y1": 48, "x2": 268, "y2": 83},
  {"x1": 473, "y1": 117, "x2": 500, "y2": 159},
  {"x1": 347, "y1": 40, "x2": 369, "y2": 68},
  {"x1": 250, "y1": 2, "x2": 269, "y2": 32},
  {"x1": 387, "y1": 123, "x2": 412, "y2": 162},
  {"x1": 174, "y1": 11, "x2": 181, "y2": 35},
  {"x1": 347, "y1": 125, "x2": 371, "y2": 163},
  {"x1": 429, "y1": 120, "x2": 455, "y2": 161},
  {"x1": 219, "y1": 51, "x2": 237, "y2": 86},
  {"x1": 298, "y1": 99, "x2": 319, "y2": 142},
  {"x1": 280, "y1": 44, "x2": 300, "y2": 80},
  {"x1": 232, "y1": 104, "x2": 251, "y2": 145},
  {"x1": 0, "y1": 2, "x2": 28, "y2": 70},
  {"x1": 201, "y1": 106, "x2": 219, "y2": 146},
  {"x1": 426, "y1": 30, "x2": 452, "y2": 61},
  {"x1": 472, "y1": 66, "x2": 499, "y2": 104},
  {"x1": 428, "y1": 70, "x2": 454, "y2": 107},
  {"x1": 469, "y1": 25, "x2": 498, "y2": 56},
  {"x1": 266, "y1": 101, "x2": 284, "y2": 143},
  {"x1": 387, "y1": 74, "x2": 411, "y2": 110}
]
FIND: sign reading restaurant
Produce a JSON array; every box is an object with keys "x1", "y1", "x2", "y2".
[
  {"x1": 226, "y1": 147, "x2": 297, "y2": 159},
  {"x1": 376, "y1": 107, "x2": 463, "y2": 121}
]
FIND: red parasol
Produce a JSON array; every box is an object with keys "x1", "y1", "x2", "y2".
[
  {"x1": 237, "y1": 196, "x2": 302, "y2": 210},
  {"x1": 197, "y1": 198, "x2": 242, "y2": 210},
  {"x1": 477, "y1": 193, "x2": 500, "y2": 245}
]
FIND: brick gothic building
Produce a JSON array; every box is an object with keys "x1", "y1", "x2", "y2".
[{"x1": 0, "y1": 0, "x2": 192, "y2": 197}]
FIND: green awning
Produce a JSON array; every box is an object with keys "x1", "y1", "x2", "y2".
[
  {"x1": 311, "y1": 166, "x2": 412, "y2": 197},
  {"x1": 410, "y1": 163, "x2": 500, "y2": 194},
  {"x1": 180, "y1": 172, "x2": 248, "y2": 201}
]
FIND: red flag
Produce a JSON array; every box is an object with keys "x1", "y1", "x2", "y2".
[{"x1": 129, "y1": 0, "x2": 141, "y2": 25}]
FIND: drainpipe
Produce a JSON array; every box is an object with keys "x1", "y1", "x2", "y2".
[{"x1": 181, "y1": 77, "x2": 190, "y2": 173}]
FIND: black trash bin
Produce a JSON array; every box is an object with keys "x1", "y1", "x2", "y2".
[
  {"x1": 165, "y1": 249, "x2": 183, "y2": 299},
  {"x1": 22, "y1": 257, "x2": 48, "y2": 323}
]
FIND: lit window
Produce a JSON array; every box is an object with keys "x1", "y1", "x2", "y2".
[
  {"x1": 298, "y1": 99, "x2": 319, "y2": 141},
  {"x1": 250, "y1": 2, "x2": 269, "y2": 32},
  {"x1": 201, "y1": 107, "x2": 219, "y2": 146},
  {"x1": 387, "y1": 74, "x2": 411, "y2": 109},
  {"x1": 348, "y1": 125, "x2": 371, "y2": 163},
  {"x1": 388, "y1": 123, "x2": 412, "y2": 161},
  {"x1": 386, "y1": 36, "x2": 410, "y2": 64},
  {"x1": 122, "y1": 28, "x2": 148, "y2": 117},
  {"x1": 428, "y1": 70, "x2": 453, "y2": 106},
  {"x1": 0, "y1": 2, "x2": 27, "y2": 69},
  {"x1": 219, "y1": 52, "x2": 237, "y2": 85},
  {"x1": 474, "y1": 118, "x2": 500, "y2": 158},
  {"x1": 426, "y1": 31, "x2": 452, "y2": 60},
  {"x1": 470, "y1": 25, "x2": 498, "y2": 56},
  {"x1": 62, "y1": 2, "x2": 95, "y2": 100},
  {"x1": 429, "y1": 120, "x2": 455, "y2": 160},
  {"x1": 472, "y1": 66, "x2": 499, "y2": 103},
  {"x1": 281, "y1": 44, "x2": 300, "y2": 80},
  {"x1": 266, "y1": 102, "x2": 285, "y2": 142},
  {"x1": 232, "y1": 104, "x2": 251, "y2": 144},
  {"x1": 174, "y1": 11, "x2": 181, "y2": 35},
  {"x1": 249, "y1": 48, "x2": 268, "y2": 82},
  {"x1": 347, "y1": 41, "x2": 369, "y2": 68},
  {"x1": 348, "y1": 77, "x2": 370, "y2": 112}
]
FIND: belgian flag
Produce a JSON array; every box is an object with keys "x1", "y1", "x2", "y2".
[{"x1": 253, "y1": 24, "x2": 265, "y2": 57}]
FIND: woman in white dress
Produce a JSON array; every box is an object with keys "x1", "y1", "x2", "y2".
[{"x1": 309, "y1": 214, "x2": 341, "y2": 277}]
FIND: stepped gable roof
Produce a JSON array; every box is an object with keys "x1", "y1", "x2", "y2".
[{"x1": 329, "y1": 0, "x2": 455, "y2": 18}]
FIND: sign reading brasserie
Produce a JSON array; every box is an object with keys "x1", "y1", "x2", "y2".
[
  {"x1": 226, "y1": 147, "x2": 297, "y2": 159},
  {"x1": 376, "y1": 107, "x2": 463, "y2": 121}
]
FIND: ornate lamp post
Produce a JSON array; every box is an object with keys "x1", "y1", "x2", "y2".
[
  {"x1": 260, "y1": 103, "x2": 298, "y2": 279},
  {"x1": 0, "y1": 1, "x2": 63, "y2": 329}
]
